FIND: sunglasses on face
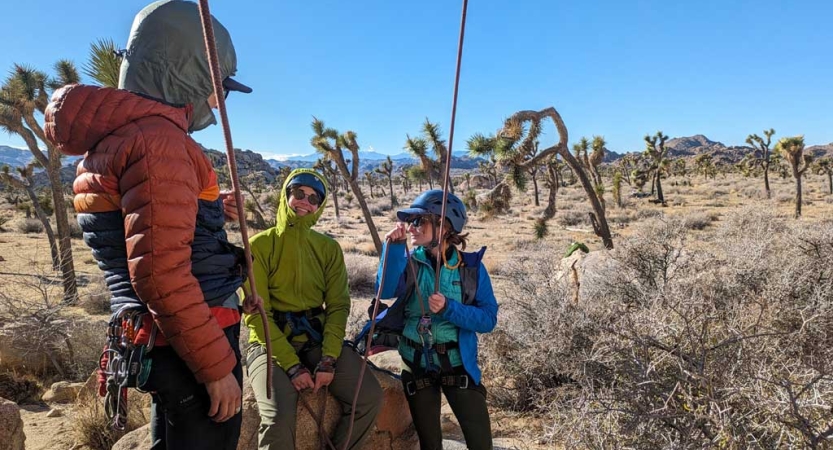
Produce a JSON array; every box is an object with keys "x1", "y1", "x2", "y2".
[
  {"x1": 289, "y1": 188, "x2": 321, "y2": 206},
  {"x1": 407, "y1": 216, "x2": 432, "y2": 228}
]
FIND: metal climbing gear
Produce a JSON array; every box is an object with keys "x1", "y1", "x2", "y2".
[
  {"x1": 100, "y1": 304, "x2": 153, "y2": 431},
  {"x1": 417, "y1": 315, "x2": 441, "y2": 375}
]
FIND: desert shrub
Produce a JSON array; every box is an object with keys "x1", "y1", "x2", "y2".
[
  {"x1": 0, "y1": 270, "x2": 104, "y2": 381},
  {"x1": 17, "y1": 218, "x2": 43, "y2": 233},
  {"x1": 344, "y1": 252, "x2": 378, "y2": 297},
  {"x1": 73, "y1": 389, "x2": 149, "y2": 450},
  {"x1": 0, "y1": 215, "x2": 10, "y2": 232},
  {"x1": 556, "y1": 210, "x2": 587, "y2": 227},
  {"x1": 682, "y1": 210, "x2": 718, "y2": 230},
  {"x1": 485, "y1": 212, "x2": 833, "y2": 448},
  {"x1": 776, "y1": 193, "x2": 793, "y2": 204},
  {"x1": 80, "y1": 291, "x2": 111, "y2": 316},
  {"x1": 0, "y1": 371, "x2": 42, "y2": 404},
  {"x1": 634, "y1": 208, "x2": 663, "y2": 220},
  {"x1": 68, "y1": 219, "x2": 83, "y2": 239}
]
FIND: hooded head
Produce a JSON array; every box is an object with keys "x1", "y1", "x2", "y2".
[
  {"x1": 118, "y1": 0, "x2": 251, "y2": 132},
  {"x1": 275, "y1": 168, "x2": 329, "y2": 235}
]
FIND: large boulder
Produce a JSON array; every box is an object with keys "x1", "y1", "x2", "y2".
[
  {"x1": 556, "y1": 250, "x2": 618, "y2": 302},
  {"x1": 0, "y1": 397, "x2": 25, "y2": 450},
  {"x1": 238, "y1": 361, "x2": 417, "y2": 450},
  {"x1": 42, "y1": 381, "x2": 85, "y2": 403},
  {"x1": 111, "y1": 423, "x2": 153, "y2": 450}
]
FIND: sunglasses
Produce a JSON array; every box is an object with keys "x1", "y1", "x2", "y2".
[
  {"x1": 406, "y1": 216, "x2": 432, "y2": 228},
  {"x1": 289, "y1": 188, "x2": 321, "y2": 206}
]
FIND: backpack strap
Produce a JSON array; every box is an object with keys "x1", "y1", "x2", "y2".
[{"x1": 459, "y1": 246, "x2": 487, "y2": 306}]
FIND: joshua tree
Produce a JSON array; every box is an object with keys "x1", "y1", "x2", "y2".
[
  {"x1": 573, "y1": 136, "x2": 606, "y2": 210},
  {"x1": 363, "y1": 172, "x2": 376, "y2": 199},
  {"x1": 813, "y1": 157, "x2": 833, "y2": 195},
  {"x1": 694, "y1": 153, "x2": 717, "y2": 180},
  {"x1": 310, "y1": 118, "x2": 382, "y2": 252},
  {"x1": 745, "y1": 128, "x2": 776, "y2": 199},
  {"x1": 644, "y1": 131, "x2": 669, "y2": 206},
  {"x1": 612, "y1": 170, "x2": 624, "y2": 209},
  {"x1": 406, "y1": 165, "x2": 427, "y2": 191},
  {"x1": 776, "y1": 136, "x2": 811, "y2": 218},
  {"x1": 0, "y1": 62, "x2": 79, "y2": 303},
  {"x1": 470, "y1": 107, "x2": 614, "y2": 249},
  {"x1": 0, "y1": 163, "x2": 60, "y2": 269},
  {"x1": 83, "y1": 38, "x2": 121, "y2": 88},
  {"x1": 542, "y1": 153, "x2": 564, "y2": 219},
  {"x1": 375, "y1": 156, "x2": 396, "y2": 208},
  {"x1": 404, "y1": 135, "x2": 435, "y2": 189},
  {"x1": 314, "y1": 158, "x2": 341, "y2": 219}
]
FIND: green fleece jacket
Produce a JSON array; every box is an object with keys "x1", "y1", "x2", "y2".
[{"x1": 243, "y1": 168, "x2": 350, "y2": 371}]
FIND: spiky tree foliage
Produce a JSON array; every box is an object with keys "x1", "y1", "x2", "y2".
[
  {"x1": 617, "y1": 153, "x2": 639, "y2": 186},
  {"x1": 776, "y1": 136, "x2": 811, "y2": 218},
  {"x1": 672, "y1": 158, "x2": 687, "y2": 177},
  {"x1": 404, "y1": 135, "x2": 435, "y2": 189},
  {"x1": 363, "y1": 171, "x2": 376, "y2": 199},
  {"x1": 573, "y1": 136, "x2": 606, "y2": 210},
  {"x1": 644, "y1": 131, "x2": 669, "y2": 206},
  {"x1": 313, "y1": 158, "x2": 341, "y2": 219},
  {"x1": 694, "y1": 153, "x2": 717, "y2": 180},
  {"x1": 745, "y1": 128, "x2": 776, "y2": 199},
  {"x1": 0, "y1": 163, "x2": 60, "y2": 269},
  {"x1": 83, "y1": 38, "x2": 121, "y2": 88},
  {"x1": 405, "y1": 165, "x2": 427, "y2": 191},
  {"x1": 472, "y1": 107, "x2": 614, "y2": 248},
  {"x1": 310, "y1": 117, "x2": 381, "y2": 252},
  {"x1": 1, "y1": 62, "x2": 78, "y2": 302},
  {"x1": 813, "y1": 157, "x2": 833, "y2": 195},
  {"x1": 542, "y1": 153, "x2": 564, "y2": 219},
  {"x1": 612, "y1": 170, "x2": 623, "y2": 209},
  {"x1": 375, "y1": 156, "x2": 396, "y2": 208}
]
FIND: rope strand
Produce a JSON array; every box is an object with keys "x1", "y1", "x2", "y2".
[
  {"x1": 196, "y1": 0, "x2": 273, "y2": 398},
  {"x1": 434, "y1": 0, "x2": 469, "y2": 292}
]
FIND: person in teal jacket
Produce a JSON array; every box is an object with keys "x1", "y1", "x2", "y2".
[
  {"x1": 243, "y1": 169, "x2": 382, "y2": 450},
  {"x1": 376, "y1": 189, "x2": 498, "y2": 450}
]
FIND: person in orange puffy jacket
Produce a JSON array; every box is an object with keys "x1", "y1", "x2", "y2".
[{"x1": 44, "y1": 1, "x2": 253, "y2": 448}]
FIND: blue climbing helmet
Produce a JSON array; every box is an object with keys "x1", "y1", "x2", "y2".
[
  {"x1": 396, "y1": 189, "x2": 468, "y2": 233},
  {"x1": 285, "y1": 172, "x2": 326, "y2": 200}
]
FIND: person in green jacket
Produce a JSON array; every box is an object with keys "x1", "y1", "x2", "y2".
[{"x1": 243, "y1": 169, "x2": 382, "y2": 450}]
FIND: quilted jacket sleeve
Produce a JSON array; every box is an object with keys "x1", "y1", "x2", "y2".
[{"x1": 119, "y1": 127, "x2": 235, "y2": 384}]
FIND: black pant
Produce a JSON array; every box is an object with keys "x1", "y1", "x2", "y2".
[
  {"x1": 401, "y1": 363, "x2": 493, "y2": 450},
  {"x1": 143, "y1": 323, "x2": 243, "y2": 450}
]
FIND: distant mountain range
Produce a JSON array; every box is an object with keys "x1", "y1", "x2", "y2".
[
  {"x1": 3, "y1": 138, "x2": 832, "y2": 181},
  {"x1": 263, "y1": 149, "x2": 473, "y2": 168}
]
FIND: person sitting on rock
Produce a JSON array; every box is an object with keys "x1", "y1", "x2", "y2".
[
  {"x1": 375, "y1": 189, "x2": 499, "y2": 450},
  {"x1": 243, "y1": 169, "x2": 383, "y2": 450}
]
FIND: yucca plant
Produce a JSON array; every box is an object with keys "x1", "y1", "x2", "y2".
[
  {"x1": 775, "y1": 136, "x2": 811, "y2": 218},
  {"x1": 745, "y1": 128, "x2": 776, "y2": 199}
]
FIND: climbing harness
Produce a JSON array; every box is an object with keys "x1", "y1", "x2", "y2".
[
  {"x1": 274, "y1": 307, "x2": 325, "y2": 344},
  {"x1": 196, "y1": 0, "x2": 273, "y2": 398},
  {"x1": 100, "y1": 304, "x2": 153, "y2": 431}
]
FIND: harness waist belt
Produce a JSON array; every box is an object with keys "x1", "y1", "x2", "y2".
[{"x1": 401, "y1": 336, "x2": 459, "y2": 354}]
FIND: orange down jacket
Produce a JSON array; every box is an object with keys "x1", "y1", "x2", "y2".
[{"x1": 44, "y1": 84, "x2": 238, "y2": 383}]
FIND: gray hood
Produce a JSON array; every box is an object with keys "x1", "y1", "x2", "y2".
[{"x1": 118, "y1": 0, "x2": 239, "y2": 132}]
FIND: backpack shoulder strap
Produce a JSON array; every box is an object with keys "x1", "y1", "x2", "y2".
[{"x1": 459, "y1": 246, "x2": 487, "y2": 306}]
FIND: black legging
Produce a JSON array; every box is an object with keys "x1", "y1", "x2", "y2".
[{"x1": 400, "y1": 362, "x2": 493, "y2": 450}]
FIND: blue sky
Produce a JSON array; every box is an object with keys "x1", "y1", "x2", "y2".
[{"x1": 1, "y1": 0, "x2": 831, "y2": 160}]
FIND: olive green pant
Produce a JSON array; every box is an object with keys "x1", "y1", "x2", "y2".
[{"x1": 247, "y1": 344, "x2": 383, "y2": 450}]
